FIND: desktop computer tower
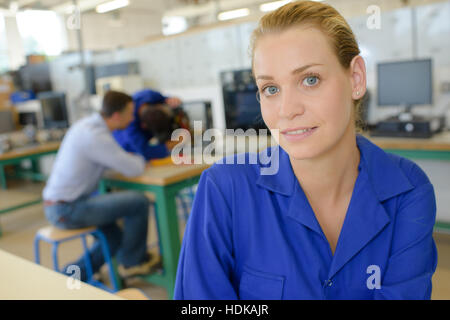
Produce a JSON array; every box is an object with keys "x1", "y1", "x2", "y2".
[{"x1": 370, "y1": 115, "x2": 445, "y2": 138}]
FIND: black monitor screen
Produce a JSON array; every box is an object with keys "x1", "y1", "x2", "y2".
[
  {"x1": 234, "y1": 91, "x2": 263, "y2": 129},
  {"x1": 19, "y1": 63, "x2": 52, "y2": 94},
  {"x1": 38, "y1": 92, "x2": 69, "y2": 129},
  {"x1": 377, "y1": 59, "x2": 432, "y2": 106},
  {"x1": 222, "y1": 69, "x2": 266, "y2": 131}
]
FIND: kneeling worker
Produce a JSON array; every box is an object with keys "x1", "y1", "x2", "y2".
[
  {"x1": 113, "y1": 88, "x2": 182, "y2": 160},
  {"x1": 42, "y1": 90, "x2": 159, "y2": 282}
]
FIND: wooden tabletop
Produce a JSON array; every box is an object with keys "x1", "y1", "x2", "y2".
[
  {"x1": 105, "y1": 162, "x2": 211, "y2": 186},
  {"x1": 0, "y1": 249, "x2": 122, "y2": 300},
  {"x1": 0, "y1": 141, "x2": 60, "y2": 161},
  {"x1": 365, "y1": 131, "x2": 450, "y2": 151}
]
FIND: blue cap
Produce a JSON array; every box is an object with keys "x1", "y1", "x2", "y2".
[{"x1": 132, "y1": 89, "x2": 166, "y2": 109}]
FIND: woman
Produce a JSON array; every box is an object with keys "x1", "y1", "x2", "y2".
[{"x1": 174, "y1": 1, "x2": 437, "y2": 300}]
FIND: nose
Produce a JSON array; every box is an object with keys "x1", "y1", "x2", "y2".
[{"x1": 278, "y1": 86, "x2": 305, "y2": 120}]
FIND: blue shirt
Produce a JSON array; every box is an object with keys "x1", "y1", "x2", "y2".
[
  {"x1": 174, "y1": 135, "x2": 438, "y2": 300},
  {"x1": 43, "y1": 113, "x2": 146, "y2": 202},
  {"x1": 113, "y1": 89, "x2": 169, "y2": 161}
]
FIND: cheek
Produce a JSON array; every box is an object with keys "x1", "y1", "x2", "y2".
[
  {"x1": 260, "y1": 106, "x2": 282, "y2": 144},
  {"x1": 321, "y1": 80, "x2": 353, "y2": 128},
  {"x1": 260, "y1": 105, "x2": 278, "y2": 129}
]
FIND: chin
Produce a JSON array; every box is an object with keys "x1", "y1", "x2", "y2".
[
  {"x1": 278, "y1": 137, "x2": 318, "y2": 159},
  {"x1": 283, "y1": 145, "x2": 322, "y2": 160}
]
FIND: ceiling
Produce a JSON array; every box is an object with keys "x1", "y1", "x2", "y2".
[
  {"x1": 0, "y1": 0, "x2": 214, "y2": 12},
  {"x1": 0, "y1": 0, "x2": 448, "y2": 23}
]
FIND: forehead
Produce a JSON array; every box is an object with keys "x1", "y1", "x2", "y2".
[{"x1": 253, "y1": 27, "x2": 338, "y2": 75}]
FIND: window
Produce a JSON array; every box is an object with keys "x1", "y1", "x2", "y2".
[
  {"x1": 0, "y1": 14, "x2": 9, "y2": 72},
  {"x1": 16, "y1": 10, "x2": 67, "y2": 56}
]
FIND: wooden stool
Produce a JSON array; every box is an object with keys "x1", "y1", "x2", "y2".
[
  {"x1": 33, "y1": 225, "x2": 120, "y2": 293},
  {"x1": 116, "y1": 288, "x2": 150, "y2": 300}
]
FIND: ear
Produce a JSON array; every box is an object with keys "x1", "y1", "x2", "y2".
[{"x1": 349, "y1": 55, "x2": 367, "y2": 100}]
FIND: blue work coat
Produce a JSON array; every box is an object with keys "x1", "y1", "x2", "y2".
[{"x1": 174, "y1": 135, "x2": 438, "y2": 300}]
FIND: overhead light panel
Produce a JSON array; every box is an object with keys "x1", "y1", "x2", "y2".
[
  {"x1": 162, "y1": 16, "x2": 188, "y2": 36},
  {"x1": 259, "y1": 0, "x2": 291, "y2": 12},
  {"x1": 9, "y1": 1, "x2": 19, "y2": 12},
  {"x1": 217, "y1": 8, "x2": 250, "y2": 21},
  {"x1": 96, "y1": 0, "x2": 129, "y2": 14}
]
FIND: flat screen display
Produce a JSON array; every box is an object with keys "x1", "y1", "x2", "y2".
[
  {"x1": 38, "y1": 92, "x2": 69, "y2": 129},
  {"x1": 377, "y1": 59, "x2": 432, "y2": 106}
]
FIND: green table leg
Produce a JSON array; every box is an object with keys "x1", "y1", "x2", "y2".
[
  {"x1": 100, "y1": 175, "x2": 201, "y2": 299},
  {"x1": 152, "y1": 186, "x2": 181, "y2": 300},
  {"x1": 111, "y1": 257, "x2": 123, "y2": 291},
  {"x1": 0, "y1": 164, "x2": 6, "y2": 190},
  {"x1": 31, "y1": 159, "x2": 41, "y2": 177}
]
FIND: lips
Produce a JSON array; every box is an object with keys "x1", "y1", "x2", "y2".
[
  {"x1": 282, "y1": 126, "x2": 318, "y2": 135},
  {"x1": 281, "y1": 126, "x2": 318, "y2": 142}
]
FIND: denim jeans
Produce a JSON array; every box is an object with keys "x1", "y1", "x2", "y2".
[{"x1": 44, "y1": 191, "x2": 150, "y2": 281}]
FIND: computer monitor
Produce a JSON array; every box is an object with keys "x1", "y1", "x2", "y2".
[
  {"x1": 0, "y1": 110, "x2": 15, "y2": 134},
  {"x1": 18, "y1": 63, "x2": 52, "y2": 94},
  {"x1": 377, "y1": 59, "x2": 432, "y2": 111},
  {"x1": 38, "y1": 92, "x2": 69, "y2": 129},
  {"x1": 181, "y1": 101, "x2": 213, "y2": 131},
  {"x1": 221, "y1": 69, "x2": 267, "y2": 132},
  {"x1": 233, "y1": 91, "x2": 264, "y2": 130}
]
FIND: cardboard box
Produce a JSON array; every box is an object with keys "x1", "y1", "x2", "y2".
[
  {"x1": 0, "y1": 77, "x2": 14, "y2": 110},
  {"x1": 27, "y1": 55, "x2": 46, "y2": 65}
]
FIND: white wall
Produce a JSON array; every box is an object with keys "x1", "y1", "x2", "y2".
[
  {"x1": 3, "y1": 16, "x2": 26, "y2": 70},
  {"x1": 66, "y1": 10, "x2": 164, "y2": 52},
  {"x1": 349, "y1": 1, "x2": 450, "y2": 124}
]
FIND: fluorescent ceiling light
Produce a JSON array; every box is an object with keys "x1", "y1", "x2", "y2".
[
  {"x1": 260, "y1": 0, "x2": 291, "y2": 12},
  {"x1": 52, "y1": 0, "x2": 106, "y2": 14},
  {"x1": 9, "y1": 1, "x2": 19, "y2": 12},
  {"x1": 96, "y1": 0, "x2": 129, "y2": 14},
  {"x1": 162, "y1": 16, "x2": 188, "y2": 36},
  {"x1": 217, "y1": 8, "x2": 250, "y2": 21}
]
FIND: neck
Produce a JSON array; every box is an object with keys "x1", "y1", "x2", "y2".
[{"x1": 289, "y1": 126, "x2": 360, "y2": 204}]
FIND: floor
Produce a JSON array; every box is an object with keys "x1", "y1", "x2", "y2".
[{"x1": 1, "y1": 179, "x2": 450, "y2": 300}]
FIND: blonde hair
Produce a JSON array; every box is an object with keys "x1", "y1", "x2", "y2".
[{"x1": 250, "y1": 0, "x2": 365, "y2": 131}]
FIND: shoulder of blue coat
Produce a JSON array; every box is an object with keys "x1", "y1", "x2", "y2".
[
  {"x1": 202, "y1": 146, "x2": 278, "y2": 182},
  {"x1": 385, "y1": 152, "x2": 431, "y2": 188},
  {"x1": 358, "y1": 135, "x2": 431, "y2": 189}
]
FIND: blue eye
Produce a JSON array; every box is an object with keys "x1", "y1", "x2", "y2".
[
  {"x1": 303, "y1": 76, "x2": 319, "y2": 87},
  {"x1": 262, "y1": 86, "x2": 279, "y2": 96}
]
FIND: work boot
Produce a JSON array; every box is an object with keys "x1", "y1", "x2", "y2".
[{"x1": 118, "y1": 253, "x2": 163, "y2": 278}]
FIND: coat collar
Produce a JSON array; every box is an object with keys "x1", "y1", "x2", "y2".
[{"x1": 256, "y1": 134, "x2": 414, "y2": 201}]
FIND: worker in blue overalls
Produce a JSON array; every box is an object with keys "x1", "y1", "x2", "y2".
[
  {"x1": 174, "y1": 1, "x2": 438, "y2": 300},
  {"x1": 113, "y1": 88, "x2": 182, "y2": 161}
]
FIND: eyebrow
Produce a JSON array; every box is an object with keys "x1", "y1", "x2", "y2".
[{"x1": 255, "y1": 63, "x2": 323, "y2": 81}]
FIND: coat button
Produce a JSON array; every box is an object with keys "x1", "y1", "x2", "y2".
[{"x1": 324, "y1": 279, "x2": 333, "y2": 287}]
